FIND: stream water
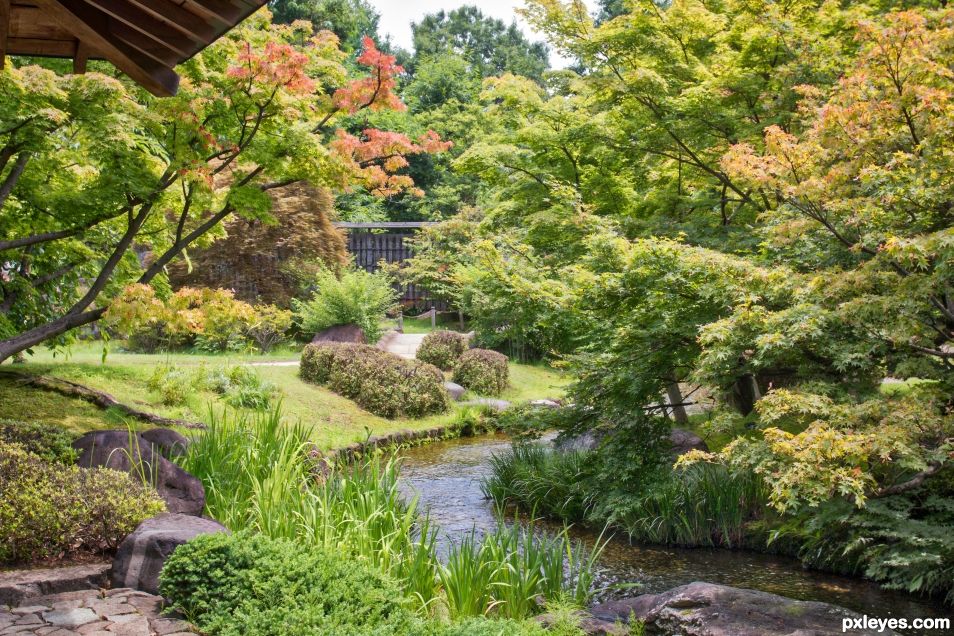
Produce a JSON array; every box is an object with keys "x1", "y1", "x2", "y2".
[{"x1": 396, "y1": 434, "x2": 951, "y2": 634}]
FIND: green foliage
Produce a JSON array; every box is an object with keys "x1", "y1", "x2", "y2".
[
  {"x1": 179, "y1": 408, "x2": 441, "y2": 612},
  {"x1": 771, "y1": 483, "x2": 954, "y2": 604},
  {"x1": 0, "y1": 13, "x2": 441, "y2": 363},
  {"x1": 438, "y1": 522, "x2": 602, "y2": 620},
  {"x1": 301, "y1": 343, "x2": 451, "y2": 418},
  {"x1": 106, "y1": 285, "x2": 292, "y2": 354},
  {"x1": 416, "y1": 330, "x2": 469, "y2": 370},
  {"x1": 0, "y1": 441, "x2": 165, "y2": 563},
  {"x1": 0, "y1": 419, "x2": 77, "y2": 464},
  {"x1": 483, "y1": 444, "x2": 593, "y2": 521},
  {"x1": 160, "y1": 531, "x2": 420, "y2": 636},
  {"x1": 147, "y1": 364, "x2": 193, "y2": 406},
  {"x1": 411, "y1": 6, "x2": 549, "y2": 81},
  {"x1": 270, "y1": 0, "x2": 381, "y2": 51},
  {"x1": 452, "y1": 348, "x2": 509, "y2": 396},
  {"x1": 292, "y1": 266, "x2": 398, "y2": 344},
  {"x1": 430, "y1": 617, "x2": 551, "y2": 636},
  {"x1": 201, "y1": 365, "x2": 280, "y2": 410}
]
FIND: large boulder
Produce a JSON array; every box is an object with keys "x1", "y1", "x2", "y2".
[
  {"x1": 73, "y1": 430, "x2": 205, "y2": 515},
  {"x1": 311, "y1": 324, "x2": 366, "y2": 344},
  {"x1": 111, "y1": 513, "x2": 229, "y2": 595},
  {"x1": 589, "y1": 582, "x2": 899, "y2": 636},
  {"x1": 140, "y1": 428, "x2": 190, "y2": 458},
  {"x1": 669, "y1": 428, "x2": 708, "y2": 455},
  {"x1": 443, "y1": 381, "x2": 466, "y2": 401}
]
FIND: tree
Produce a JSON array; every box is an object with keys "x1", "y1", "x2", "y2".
[
  {"x1": 411, "y1": 5, "x2": 550, "y2": 82},
  {"x1": 0, "y1": 15, "x2": 448, "y2": 362},
  {"x1": 269, "y1": 0, "x2": 380, "y2": 51}
]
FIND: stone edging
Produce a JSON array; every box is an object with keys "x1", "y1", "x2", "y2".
[{"x1": 311, "y1": 421, "x2": 496, "y2": 465}]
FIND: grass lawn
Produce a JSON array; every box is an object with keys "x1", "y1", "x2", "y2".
[{"x1": 1, "y1": 342, "x2": 570, "y2": 450}]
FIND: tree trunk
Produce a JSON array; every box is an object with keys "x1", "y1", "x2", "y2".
[{"x1": 666, "y1": 381, "x2": 689, "y2": 424}]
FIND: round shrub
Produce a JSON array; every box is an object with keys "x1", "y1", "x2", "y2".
[
  {"x1": 160, "y1": 532, "x2": 421, "y2": 636},
  {"x1": 453, "y1": 349, "x2": 509, "y2": 396},
  {"x1": 301, "y1": 343, "x2": 451, "y2": 418},
  {"x1": 416, "y1": 330, "x2": 469, "y2": 370},
  {"x1": 0, "y1": 419, "x2": 77, "y2": 464},
  {"x1": 0, "y1": 441, "x2": 165, "y2": 564}
]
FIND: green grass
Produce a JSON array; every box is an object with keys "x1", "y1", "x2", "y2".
[
  {"x1": 396, "y1": 314, "x2": 468, "y2": 334},
  {"x1": 2, "y1": 343, "x2": 569, "y2": 450}
]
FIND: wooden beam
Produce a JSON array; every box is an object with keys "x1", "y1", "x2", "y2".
[
  {"x1": 72, "y1": 38, "x2": 87, "y2": 72},
  {"x1": 0, "y1": 0, "x2": 10, "y2": 68},
  {"x1": 8, "y1": 35, "x2": 76, "y2": 56},
  {"x1": 32, "y1": 0, "x2": 179, "y2": 96},
  {"x1": 85, "y1": 0, "x2": 195, "y2": 56},
  {"x1": 183, "y1": 0, "x2": 242, "y2": 25},
  {"x1": 125, "y1": 0, "x2": 214, "y2": 43},
  {"x1": 109, "y1": 20, "x2": 181, "y2": 66}
]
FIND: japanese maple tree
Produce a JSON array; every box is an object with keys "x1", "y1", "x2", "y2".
[{"x1": 0, "y1": 12, "x2": 447, "y2": 361}]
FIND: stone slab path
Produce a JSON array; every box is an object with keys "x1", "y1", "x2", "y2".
[
  {"x1": 377, "y1": 332, "x2": 426, "y2": 359},
  {"x1": 0, "y1": 588, "x2": 197, "y2": 636}
]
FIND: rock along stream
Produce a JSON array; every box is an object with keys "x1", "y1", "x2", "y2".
[{"x1": 396, "y1": 434, "x2": 950, "y2": 635}]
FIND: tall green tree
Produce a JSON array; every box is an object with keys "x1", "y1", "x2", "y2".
[
  {"x1": 0, "y1": 13, "x2": 447, "y2": 362},
  {"x1": 269, "y1": 0, "x2": 380, "y2": 51},
  {"x1": 411, "y1": 5, "x2": 550, "y2": 82}
]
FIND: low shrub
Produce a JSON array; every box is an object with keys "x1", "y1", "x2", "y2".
[
  {"x1": 417, "y1": 330, "x2": 469, "y2": 370},
  {"x1": 199, "y1": 365, "x2": 278, "y2": 410},
  {"x1": 160, "y1": 531, "x2": 421, "y2": 636},
  {"x1": 0, "y1": 441, "x2": 165, "y2": 563},
  {"x1": 453, "y1": 348, "x2": 509, "y2": 396},
  {"x1": 293, "y1": 266, "x2": 398, "y2": 344},
  {"x1": 148, "y1": 364, "x2": 193, "y2": 405},
  {"x1": 301, "y1": 343, "x2": 450, "y2": 418},
  {"x1": 105, "y1": 284, "x2": 291, "y2": 353},
  {"x1": 0, "y1": 419, "x2": 77, "y2": 464}
]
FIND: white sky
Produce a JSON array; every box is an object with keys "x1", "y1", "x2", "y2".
[{"x1": 367, "y1": 0, "x2": 597, "y2": 68}]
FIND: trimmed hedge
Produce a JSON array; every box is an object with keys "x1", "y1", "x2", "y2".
[
  {"x1": 301, "y1": 343, "x2": 451, "y2": 418},
  {"x1": 453, "y1": 349, "x2": 509, "y2": 396},
  {"x1": 416, "y1": 330, "x2": 469, "y2": 370},
  {"x1": 160, "y1": 532, "x2": 420, "y2": 636},
  {"x1": 0, "y1": 441, "x2": 165, "y2": 563},
  {"x1": 0, "y1": 419, "x2": 77, "y2": 464}
]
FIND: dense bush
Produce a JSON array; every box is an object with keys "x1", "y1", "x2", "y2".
[
  {"x1": 105, "y1": 285, "x2": 291, "y2": 353},
  {"x1": 0, "y1": 419, "x2": 77, "y2": 464},
  {"x1": 200, "y1": 365, "x2": 278, "y2": 410},
  {"x1": 0, "y1": 441, "x2": 165, "y2": 563},
  {"x1": 147, "y1": 364, "x2": 193, "y2": 406},
  {"x1": 293, "y1": 266, "x2": 397, "y2": 344},
  {"x1": 301, "y1": 343, "x2": 450, "y2": 418},
  {"x1": 160, "y1": 532, "x2": 421, "y2": 636},
  {"x1": 452, "y1": 348, "x2": 509, "y2": 396},
  {"x1": 416, "y1": 330, "x2": 469, "y2": 370}
]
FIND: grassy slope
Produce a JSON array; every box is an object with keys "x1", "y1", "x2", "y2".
[{"x1": 2, "y1": 343, "x2": 569, "y2": 450}]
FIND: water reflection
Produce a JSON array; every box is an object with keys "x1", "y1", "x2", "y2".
[{"x1": 397, "y1": 435, "x2": 950, "y2": 634}]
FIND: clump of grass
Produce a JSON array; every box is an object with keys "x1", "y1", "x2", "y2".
[
  {"x1": 483, "y1": 443, "x2": 593, "y2": 521},
  {"x1": 484, "y1": 442, "x2": 766, "y2": 548},
  {"x1": 179, "y1": 406, "x2": 604, "y2": 619},
  {"x1": 439, "y1": 522, "x2": 604, "y2": 620}
]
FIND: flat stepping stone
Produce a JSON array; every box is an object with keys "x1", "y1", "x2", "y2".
[{"x1": 460, "y1": 398, "x2": 511, "y2": 412}]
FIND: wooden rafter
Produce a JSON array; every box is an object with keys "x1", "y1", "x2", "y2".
[{"x1": 3, "y1": 0, "x2": 267, "y2": 96}]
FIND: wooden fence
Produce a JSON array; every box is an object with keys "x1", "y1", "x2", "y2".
[{"x1": 336, "y1": 222, "x2": 444, "y2": 308}]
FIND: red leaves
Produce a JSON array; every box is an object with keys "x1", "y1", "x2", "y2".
[
  {"x1": 227, "y1": 41, "x2": 315, "y2": 95},
  {"x1": 333, "y1": 37, "x2": 405, "y2": 113},
  {"x1": 331, "y1": 128, "x2": 451, "y2": 197}
]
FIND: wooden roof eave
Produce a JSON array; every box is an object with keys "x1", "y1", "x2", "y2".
[{"x1": 0, "y1": 0, "x2": 267, "y2": 97}]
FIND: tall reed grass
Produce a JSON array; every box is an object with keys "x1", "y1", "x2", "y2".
[
  {"x1": 440, "y1": 522, "x2": 603, "y2": 620},
  {"x1": 484, "y1": 441, "x2": 767, "y2": 548},
  {"x1": 180, "y1": 406, "x2": 602, "y2": 619}
]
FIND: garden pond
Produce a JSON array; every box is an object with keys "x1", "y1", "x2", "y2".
[{"x1": 397, "y1": 434, "x2": 951, "y2": 635}]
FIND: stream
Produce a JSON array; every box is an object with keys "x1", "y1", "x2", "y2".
[{"x1": 396, "y1": 434, "x2": 951, "y2": 634}]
